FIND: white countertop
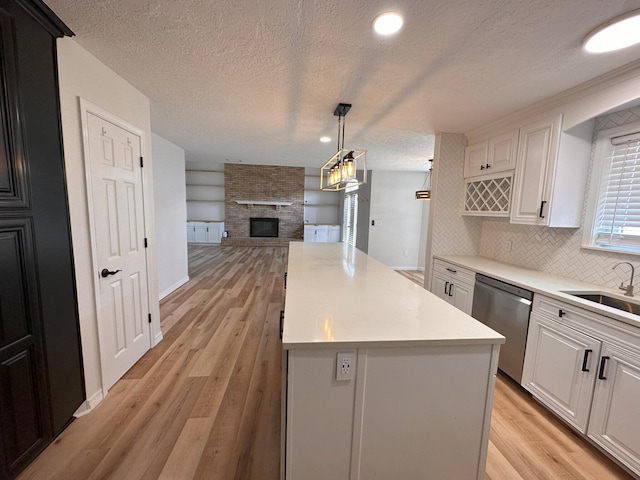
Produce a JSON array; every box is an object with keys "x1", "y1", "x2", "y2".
[
  {"x1": 282, "y1": 243, "x2": 505, "y2": 349},
  {"x1": 436, "y1": 255, "x2": 640, "y2": 329}
]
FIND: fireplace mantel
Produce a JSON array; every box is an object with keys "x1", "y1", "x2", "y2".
[{"x1": 235, "y1": 200, "x2": 293, "y2": 209}]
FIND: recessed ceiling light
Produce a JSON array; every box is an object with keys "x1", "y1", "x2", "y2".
[
  {"x1": 320, "y1": 136, "x2": 331, "y2": 143},
  {"x1": 373, "y1": 12, "x2": 403, "y2": 36},
  {"x1": 584, "y1": 9, "x2": 640, "y2": 53}
]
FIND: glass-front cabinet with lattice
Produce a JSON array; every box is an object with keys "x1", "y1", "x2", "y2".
[{"x1": 463, "y1": 173, "x2": 512, "y2": 216}]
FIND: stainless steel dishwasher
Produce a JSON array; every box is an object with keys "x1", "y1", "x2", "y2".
[{"x1": 471, "y1": 273, "x2": 533, "y2": 383}]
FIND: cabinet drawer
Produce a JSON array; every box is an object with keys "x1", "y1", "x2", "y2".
[
  {"x1": 433, "y1": 260, "x2": 475, "y2": 285},
  {"x1": 534, "y1": 295, "x2": 599, "y2": 324}
]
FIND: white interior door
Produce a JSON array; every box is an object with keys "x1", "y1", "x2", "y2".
[{"x1": 87, "y1": 112, "x2": 151, "y2": 391}]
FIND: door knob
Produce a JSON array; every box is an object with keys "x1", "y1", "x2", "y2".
[{"x1": 101, "y1": 268, "x2": 122, "y2": 278}]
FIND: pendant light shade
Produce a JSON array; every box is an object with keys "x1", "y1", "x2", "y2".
[
  {"x1": 415, "y1": 159, "x2": 433, "y2": 200},
  {"x1": 320, "y1": 103, "x2": 367, "y2": 191}
]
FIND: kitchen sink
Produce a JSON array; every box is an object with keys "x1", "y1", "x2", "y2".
[{"x1": 565, "y1": 292, "x2": 640, "y2": 315}]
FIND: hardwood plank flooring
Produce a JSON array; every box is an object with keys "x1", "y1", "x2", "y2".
[{"x1": 16, "y1": 251, "x2": 632, "y2": 480}]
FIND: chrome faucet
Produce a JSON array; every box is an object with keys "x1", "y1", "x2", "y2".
[{"x1": 613, "y1": 261, "x2": 636, "y2": 297}]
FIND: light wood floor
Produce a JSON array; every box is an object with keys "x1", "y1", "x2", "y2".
[{"x1": 17, "y1": 247, "x2": 632, "y2": 480}]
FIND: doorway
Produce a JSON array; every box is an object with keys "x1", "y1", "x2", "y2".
[{"x1": 81, "y1": 102, "x2": 152, "y2": 392}]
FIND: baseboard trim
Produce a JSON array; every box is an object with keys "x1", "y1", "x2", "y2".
[
  {"x1": 154, "y1": 330, "x2": 164, "y2": 346},
  {"x1": 390, "y1": 266, "x2": 421, "y2": 270},
  {"x1": 73, "y1": 390, "x2": 104, "y2": 417},
  {"x1": 159, "y1": 275, "x2": 189, "y2": 300}
]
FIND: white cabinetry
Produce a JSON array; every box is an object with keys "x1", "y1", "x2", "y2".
[
  {"x1": 186, "y1": 221, "x2": 224, "y2": 244},
  {"x1": 522, "y1": 311, "x2": 601, "y2": 432},
  {"x1": 463, "y1": 141, "x2": 489, "y2": 178},
  {"x1": 522, "y1": 294, "x2": 640, "y2": 476},
  {"x1": 510, "y1": 115, "x2": 593, "y2": 227},
  {"x1": 430, "y1": 260, "x2": 475, "y2": 315},
  {"x1": 464, "y1": 130, "x2": 518, "y2": 178},
  {"x1": 304, "y1": 224, "x2": 340, "y2": 243},
  {"x1": 589, "y1": 343, "x2": 640, "y2": 475},
  {"x1": 463, "y1": 130, "x2": 518, "y2": 216}
]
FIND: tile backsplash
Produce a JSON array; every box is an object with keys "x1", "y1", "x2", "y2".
[
  {"x1": 431, "y1": 133, "x2": 483, "y2": 258},
  {"x1": 478, "y1": 105, "x2": 640, "y2": 288}
]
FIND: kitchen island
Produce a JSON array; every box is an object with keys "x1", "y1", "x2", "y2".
[{"x1": 281, "y1": 243, "x2": 505, "y2": 480}]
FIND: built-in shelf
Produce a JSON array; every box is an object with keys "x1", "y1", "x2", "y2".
[
  {"x1": 303, "y1": 203, "x2": 340, "y2": 207},
  {"x1": 235, "y1": 200, "x2": 293, "y2": 207},
  {"x1": 186, "y1": 199, "x2": 224, "y2": 203}
]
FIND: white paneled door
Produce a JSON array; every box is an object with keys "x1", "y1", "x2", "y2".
[{"x1": 87, "y1": 112, "x2": 151, "y2": 391}]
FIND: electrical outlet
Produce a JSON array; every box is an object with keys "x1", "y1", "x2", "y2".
[
  {"x1": 336, "y1": 352, "x2": 356, "y2": 381},
  {"x1": 505, "y1": 239, "x2": 513, "y2": 252}
]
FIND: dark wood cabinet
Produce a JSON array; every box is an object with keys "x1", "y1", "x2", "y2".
[{"x1": 0, "y1": 1, "x2": 83, "y2": 478}]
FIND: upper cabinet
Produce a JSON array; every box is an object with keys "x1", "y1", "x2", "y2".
[
  {"x1": 463, "y1": 141, "x2": 488, "y2": 177},
  {"x1": 463, "y1": 130, "x2": 518, "y2": 217},
  {"x1": 464, "y1": 130, "x2": 518, "y2": 178},
  {"x1": 510, "y1": 115, "x2": 594, "y2": 227}
]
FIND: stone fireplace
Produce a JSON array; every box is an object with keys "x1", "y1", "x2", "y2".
[{"x1": 224, "y1": 164, "x2": 304, "y2": 242}]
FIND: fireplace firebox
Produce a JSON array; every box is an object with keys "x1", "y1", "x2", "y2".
[{"x1": 250, "y1": 217, "x2": 279, "y2": 238}]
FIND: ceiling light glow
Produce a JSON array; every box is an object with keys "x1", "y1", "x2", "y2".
[
  {"x1": 584, "y1": 10, "x2": 640, "y2": 53},
  {"x1": 320, "y1": 136, "x2": 331, "y2": 143},
  {"x1": 373, "y1": 12, "x2": 403, "y2": 36}
]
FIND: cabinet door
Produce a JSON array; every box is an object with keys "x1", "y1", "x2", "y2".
[
  {"x1": 327, "y1": 226, "x2": 341, "y2": 242},
  {"x1": 304, "y1": 226, "x2": 316, "y2": 242},
  {"x1": 510, "y1": 115, "x2": 561, "y2": 225},
  {"x1": 488, "y1": 129, "x2": 518, "y2": 173},
  {"x1": 186, "y1": 223, "x2": 195, "y2": 243},
  {"x1": 431, "y1": 273, "x2": 452, "y2": 304},
  {"x1": 588, "y1": 344, "x2": 640, "y2": 475},
  {"x1": 451, "y1": 281, "x2": 474, "y2": 315},
  {"x1": 521, "y1": 313, "x2": 600, "y2": 432},
  {"x1": 316, "y1": 226, "x2": 329, "y2": 242},
  {"x1": 207, "y1": 223, "x2": 222, "y2": 243},
  {"x1": 463, "y1": 141, "x2": 489, "y2": 178},
  {"x1": 194, "y1": 224, "x2": 208, "y2": 243}
]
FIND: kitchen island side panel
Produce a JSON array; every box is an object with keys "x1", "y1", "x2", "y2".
[{"x1": 353, "y1": 345, "x2": 497, "y2": 479}]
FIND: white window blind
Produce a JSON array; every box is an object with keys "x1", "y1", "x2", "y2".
[
  {"x1": 343, "y1": 193, "x2": 358, "y2": 246},
  {"x1": 593, "y1": 135, "x2": 640, "y2": 249}
]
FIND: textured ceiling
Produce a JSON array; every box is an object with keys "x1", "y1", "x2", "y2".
[{"x1": 45, "y1": 0, "x2": 640, "y2": 171}]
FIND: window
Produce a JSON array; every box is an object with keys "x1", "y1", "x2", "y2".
[
  {"x1": 343, "y1": 192, "x2": 358, "y2": 246},
  {"x1": 584, "y1": 123, "x2": 640, "y2": 254}
]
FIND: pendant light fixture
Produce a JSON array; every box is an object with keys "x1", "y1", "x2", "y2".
[
  {"x1": 415, "y1": 159, "x2": 434, "y2": 200},
  {"x1": 320, "y1": 103, "x2": 367, "y2": 191}
]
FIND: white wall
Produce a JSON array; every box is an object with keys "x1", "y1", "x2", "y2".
[
  {"x1": 367, "y1": 170, "x2": 427, "y2": 269},
  {"x1": 57, "y1": 38, "x2": 161, "y2": 405},
  {"x1": 152, "y1": 133, "x2": 189, "y2": 298}
]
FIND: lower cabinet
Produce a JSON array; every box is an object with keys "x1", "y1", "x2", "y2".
[
  {"x1": 186, "y1": 221, "x2": 224, "y2": 244},
  {"x1": 430, "y1": 260, "x2": 475, "y2": 315},
  {"x1": 522, "y1": 312, "x2": 601, "y2": 432},
  {"x1": 522, "y1": 295, "x2": 640, "y2": 476},
  {"x1": 304, "y1": 224, "x2": 340, "y2": 242},
  {"x1": 588, "y1": 343, "x2": 640, "y2": 474}
]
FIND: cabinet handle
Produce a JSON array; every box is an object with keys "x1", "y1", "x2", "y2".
[
  {"x1": 448, "y1": 283, "x2": 454, "y2": 296},
  {"x1": 279, "y1": 310, "x2": 285, "y2": 339},
  {"x1": 558, "y1": 309, "x2": 565, "y2": 317},
  {"x1": 581, "y1": 349, "x2": 592, "y2": 372},
  {"x1": 445, "y1": 267, "x2": 457, "y2": 273},
  {"x1": 598, "y1": 356, "x2": 610, "y2": 380},
  {"x1": 444, "y1": 281, "x2": 449, "y2": 295},
  {"x1": 485, "y1": 163, "x2": 491, "y2": 169},
  {"x1": 480, "y1": 165, "x2": 485, "y2": 170},
  {"x1": 539, "y1": 200, "x2": 547, "y2": 218},
  {"x1": 284, "y1": 272, "x2": 287, "y2": 289}
]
